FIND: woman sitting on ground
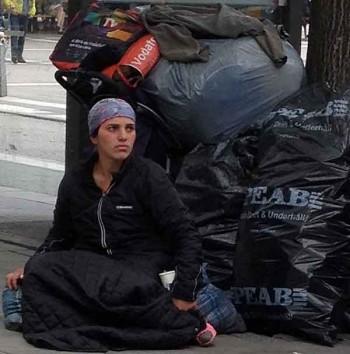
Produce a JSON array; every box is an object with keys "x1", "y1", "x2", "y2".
[{"x1": 5, "y1": 98, "x2": 216, "y2": 351}]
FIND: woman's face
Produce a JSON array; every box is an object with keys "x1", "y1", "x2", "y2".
[{"x1": 91, "y1": 116, "x2": 136, "y2": 161}]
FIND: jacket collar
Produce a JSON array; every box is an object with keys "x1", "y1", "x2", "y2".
[{"x1": 83, "y1": 151, "x2": 136, "y2": 186}]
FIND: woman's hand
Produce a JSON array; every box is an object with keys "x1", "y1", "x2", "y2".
[
  {"x1": 172, "y1": 298, "x2": 197, "y2": 311},
  {"x1": 6, "y1": 268, "x2": 24, "y2": 290}
]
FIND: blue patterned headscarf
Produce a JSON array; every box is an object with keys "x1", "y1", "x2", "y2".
[{"x1": 88, "y1": 98, "x2": 136, "y2": 136}]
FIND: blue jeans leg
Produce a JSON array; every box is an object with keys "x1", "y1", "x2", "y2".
[
  {"x1": 10, "y1": 14, "x2": 28, "y2": 60},
  {"x1": 2, "y1": 287, "x2": 23, "y2": 331}
]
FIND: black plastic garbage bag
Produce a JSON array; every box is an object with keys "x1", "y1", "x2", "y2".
[
  {"x1": 140, "y1": 37, "x2": 304, "y2": 151},
  {"x1": 232, "y1": 86, "x2": 350, "y2": 346},
  {"x1": 175, "y1": 131, "x2": 258, "y2": 289}
]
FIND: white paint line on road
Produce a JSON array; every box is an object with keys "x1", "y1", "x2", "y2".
[
  {"x1": 2, "y1": 97, "x2": 66, "y2": 109},
  {"x1": 5, "y1": 58, "x2": 53, "y2": 65},
  {"x1": 7, "y1": 83, "x2": 60, "y2": 87},
  {"x1": 26, "y1": 37, "x2": 59, "y2": 44},
  {"x1": 24, "y1": 49, "x2": 54, "y2": 51},
  {"x1": 0, "y1": 104, "x2": 66, "y2": 121},
  {"x1": 0, "y1": 152, "x2": 65, "y2": 171},
  {"x1": 44, "y1": 114, "x2": 66, "y2": 120},
  {"x1": 0, "y1": 103, "x2": 52, "y2": 115}
]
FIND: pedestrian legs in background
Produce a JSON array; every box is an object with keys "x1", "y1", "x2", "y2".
[
  {"x1": 9, "y1": 14, "x2": 28, "y2": 64},
  {"x1": 56, "y1": 5, "x2": 65, "y2": 33},
  {"x1": 0, "y1": 14, "x2": 4, "y2": 29},
  {"x1": 49, "y1": 4, "x2": 66, "y2": 33},
  {"x1": 302, "y1": 0, "x2": 311, "y2": 40},
  {"x1": 302, "y1": 18, "x2": 309, "y2": 39}
]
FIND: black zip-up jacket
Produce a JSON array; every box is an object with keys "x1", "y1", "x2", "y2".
[{"x1": 35, "y1": 153, "x2": 202, "y2": 301}]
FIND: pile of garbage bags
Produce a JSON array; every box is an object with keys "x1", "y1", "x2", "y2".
[
  {"x1": 50, "y1": 2, "x2": 304, "y2": 153},
  {"x1": 175, "y1": 86, "x2": 350, "y2": 346}
]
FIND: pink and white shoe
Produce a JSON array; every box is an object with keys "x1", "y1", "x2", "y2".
[{"x1": 195, "y1": 322, "x2": 217, "y2": 347}]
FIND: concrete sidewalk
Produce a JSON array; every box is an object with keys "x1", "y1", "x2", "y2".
[{"x1": 0, "y1": 185, "x2": 349, "y2": 353}]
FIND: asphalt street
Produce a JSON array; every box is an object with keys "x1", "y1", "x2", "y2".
[
  {"x1": 0, "y1": 33, "x2": 66, "y2": 195},
  {"x1": 2, "y1": 32, "x2": 66, "y2": 117}
]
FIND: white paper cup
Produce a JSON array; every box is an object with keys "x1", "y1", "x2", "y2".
[{"x1": 159, "y1": 270, "x2": 176, "y2": 290}]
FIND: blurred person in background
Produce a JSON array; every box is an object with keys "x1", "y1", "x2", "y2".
[
  {"x1": 302, "y1": 0, "x2": 311, "y2": 39},
  {"x1": 0, "y1": 1, "x2": 5, "y2": 28},
  {"x1": 45, "y1": 0, "x2": 66, "y2": 33},
  {"x1": 3, "y1": 0, "x2": 36, "y2": 63}
]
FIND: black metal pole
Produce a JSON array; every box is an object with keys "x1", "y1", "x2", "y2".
[
  {"x1": 65, "y1": 0, "x2": 94, "y2": 170},
  {"x1": 285, "y1": 0, "x2": 303, "y2": 54},
  {"x1": 67, "y1": 0, "x2": 93, "y2": 22}
]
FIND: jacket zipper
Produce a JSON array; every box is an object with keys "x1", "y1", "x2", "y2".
[{"x1": 97, "y1": 182, "x2": 115, "y2": 255}]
